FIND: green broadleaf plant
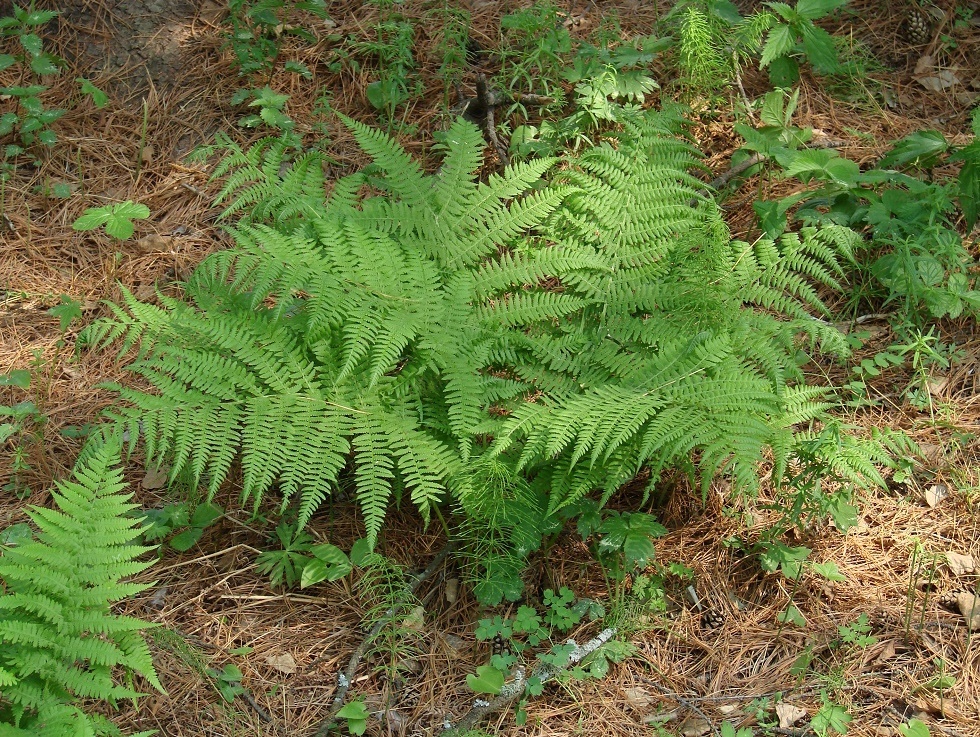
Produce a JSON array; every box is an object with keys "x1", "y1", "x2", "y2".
[{"x1": 72, "y1": 201, "x2": 151, "y2": 240}]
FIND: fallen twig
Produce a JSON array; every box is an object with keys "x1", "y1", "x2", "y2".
[
  {"x1": 310, "y1": 542, "x2": 453, "y2": 737},
  {"x1": 441, "y1": 626, "x2": 617, "y2": 733}
]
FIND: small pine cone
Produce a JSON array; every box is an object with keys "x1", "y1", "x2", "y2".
[
  {"x1": 700, "y1": 608, "x2": 726, "y2": 630},
  {"x1": 938, "y1": 589, "x2": 969, "y2": 613},
  {"x1": 491, "y1": 633, "x2": 510, "y2": 657},
  {"x1": 906, "y1": 9, "x2": 931, "y2": 44}
]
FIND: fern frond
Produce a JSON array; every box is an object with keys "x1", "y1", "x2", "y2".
[{"x1": 0, "y1": 442, "x2": 162, "y2": 733}]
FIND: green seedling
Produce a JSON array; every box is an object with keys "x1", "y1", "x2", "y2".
[{"x1": 72, "y1": 200, "x2": 150, "y2": 240}]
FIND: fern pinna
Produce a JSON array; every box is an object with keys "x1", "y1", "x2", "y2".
[
  {"x1": 83, "y1": 109, "x2": 856, "y2": 568},
  {"x1": 0, "y1": 441, "x2": 161, "y2": 736}
]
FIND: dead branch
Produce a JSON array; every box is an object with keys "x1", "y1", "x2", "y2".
[
  {"x1": 453, "y1": 73, "x2": 554, "y2": 166},
  {"x1": 441, "y1": 625, "x2": 617, "y2": 733}
]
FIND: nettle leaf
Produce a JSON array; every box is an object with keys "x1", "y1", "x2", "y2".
[
  {"x1": 760, "y1": 23, "x2": 796, "y2": 68},
  {"x1": 795, "y1": 0, "x2": 848, "y2": 20},
  {"x1": 800, "y1": 24, "x2": 839, "y2": 74},
  {"x1": 18, "y1": 33, "x2": 42, "y2": 56},
  {"x1": 466, "y1": 665, "x2": 505, "y2": 695},
  {"x1": 284, "y1": 60, "x2": 312, "y2": 78},
  {"x1": 30, "y1": 52, "x2": 61, "y2": 75},
  {"x1": 768, "y1": 55, "x2": 800, "y2": 86},
  {"x1": 23, "y1": 9, "x2": 59, "y2": 25}
]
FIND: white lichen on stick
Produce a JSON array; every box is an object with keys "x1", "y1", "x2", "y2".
[{"x1": 443, "y1": 627, "x2": 617, "y2": 733}]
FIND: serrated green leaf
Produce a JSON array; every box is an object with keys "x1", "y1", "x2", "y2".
[
  {"x1": 0, "y1": 370, "x2": 31, "y2": 389},
  {"x1": 800, "y1": 24, "x2": 839, "y2": 74},
  {"x1": 768, "y1": 54, "x2": 800, "y2": 86},
  {"x1": 760, "y1": 23, "x2": 796, "y2": 68}
]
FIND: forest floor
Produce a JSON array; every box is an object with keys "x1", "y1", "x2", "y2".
[{"x1": 2, "y1": 0, "x2": 980, "y2": 735}]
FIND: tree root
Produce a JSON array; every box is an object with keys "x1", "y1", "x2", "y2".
[{"x1": 452, "y1": 73, "x2": 554, "y2": 166}]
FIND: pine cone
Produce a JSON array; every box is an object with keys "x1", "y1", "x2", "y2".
[
  {"x1": 700, "y1": 608, "x2": 726, "y2": 630},
  {"x1": 938, "y1": 588, "x2": 972, "y2": 613},
  {"x1": 906, "y1": 9, "x2": 931, "y2": 44}
]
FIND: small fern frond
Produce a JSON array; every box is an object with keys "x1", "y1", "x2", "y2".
[{"x1": 0, "y1": 442, "x2": 162, "y2": 733}]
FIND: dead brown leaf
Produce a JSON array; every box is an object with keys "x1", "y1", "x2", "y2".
[
  {"x1": 776, "y1": 702, "x2": 807, "y2": 729},
  {"x1": 265, "y1": 652, "x2": 296, "y2": 674},
  {"x1": 955, "y1": 592, "x2": 980, "y2": 630},
  {"x1": 445, "y1": 577, "x2": 459, "y2": 604},
  {"x1": 679, "y1": 716, "x2": 711, "y2": 737},
  {"x1": 624, "y1": 686, "x2": 656, "y2": 709},
  {"x1": 946, "y1": 552, "x2": 975, "y2": 577},
  {"x1": 135, "y1": 234, "x2": 170, "y2": 254},
  {"x1": 875, "y1": 640, "x2": 898, "y2": 664},
  {"x1": 141, "y1": 466, "x2": 170, "y2": 490},
  {"x1": 924, "y1": 484, "x2": 950, "y2": 508}
]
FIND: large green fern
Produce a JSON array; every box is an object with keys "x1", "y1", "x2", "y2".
[
  {"x1": 0, "y1": 441, "x2": 161, "y2": 736},
  {"x1": 83, "y1": 108, "x2": 859, "y2": 580}
]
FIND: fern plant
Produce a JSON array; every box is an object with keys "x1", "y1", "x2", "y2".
[
  {"x1": 84, "y1": 106, "x2": 866, "y2": 602},
  {"x1": 0, "y1": 440, "x2": 161, "y2": 736}
]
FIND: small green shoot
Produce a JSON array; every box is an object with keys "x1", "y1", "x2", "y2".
[
  {"x1": 336, "y1": 699, "x2": 369, "y2": 735},
  {"x1": 72, "y1": 200, "x2": 150, "y2": 240}
]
